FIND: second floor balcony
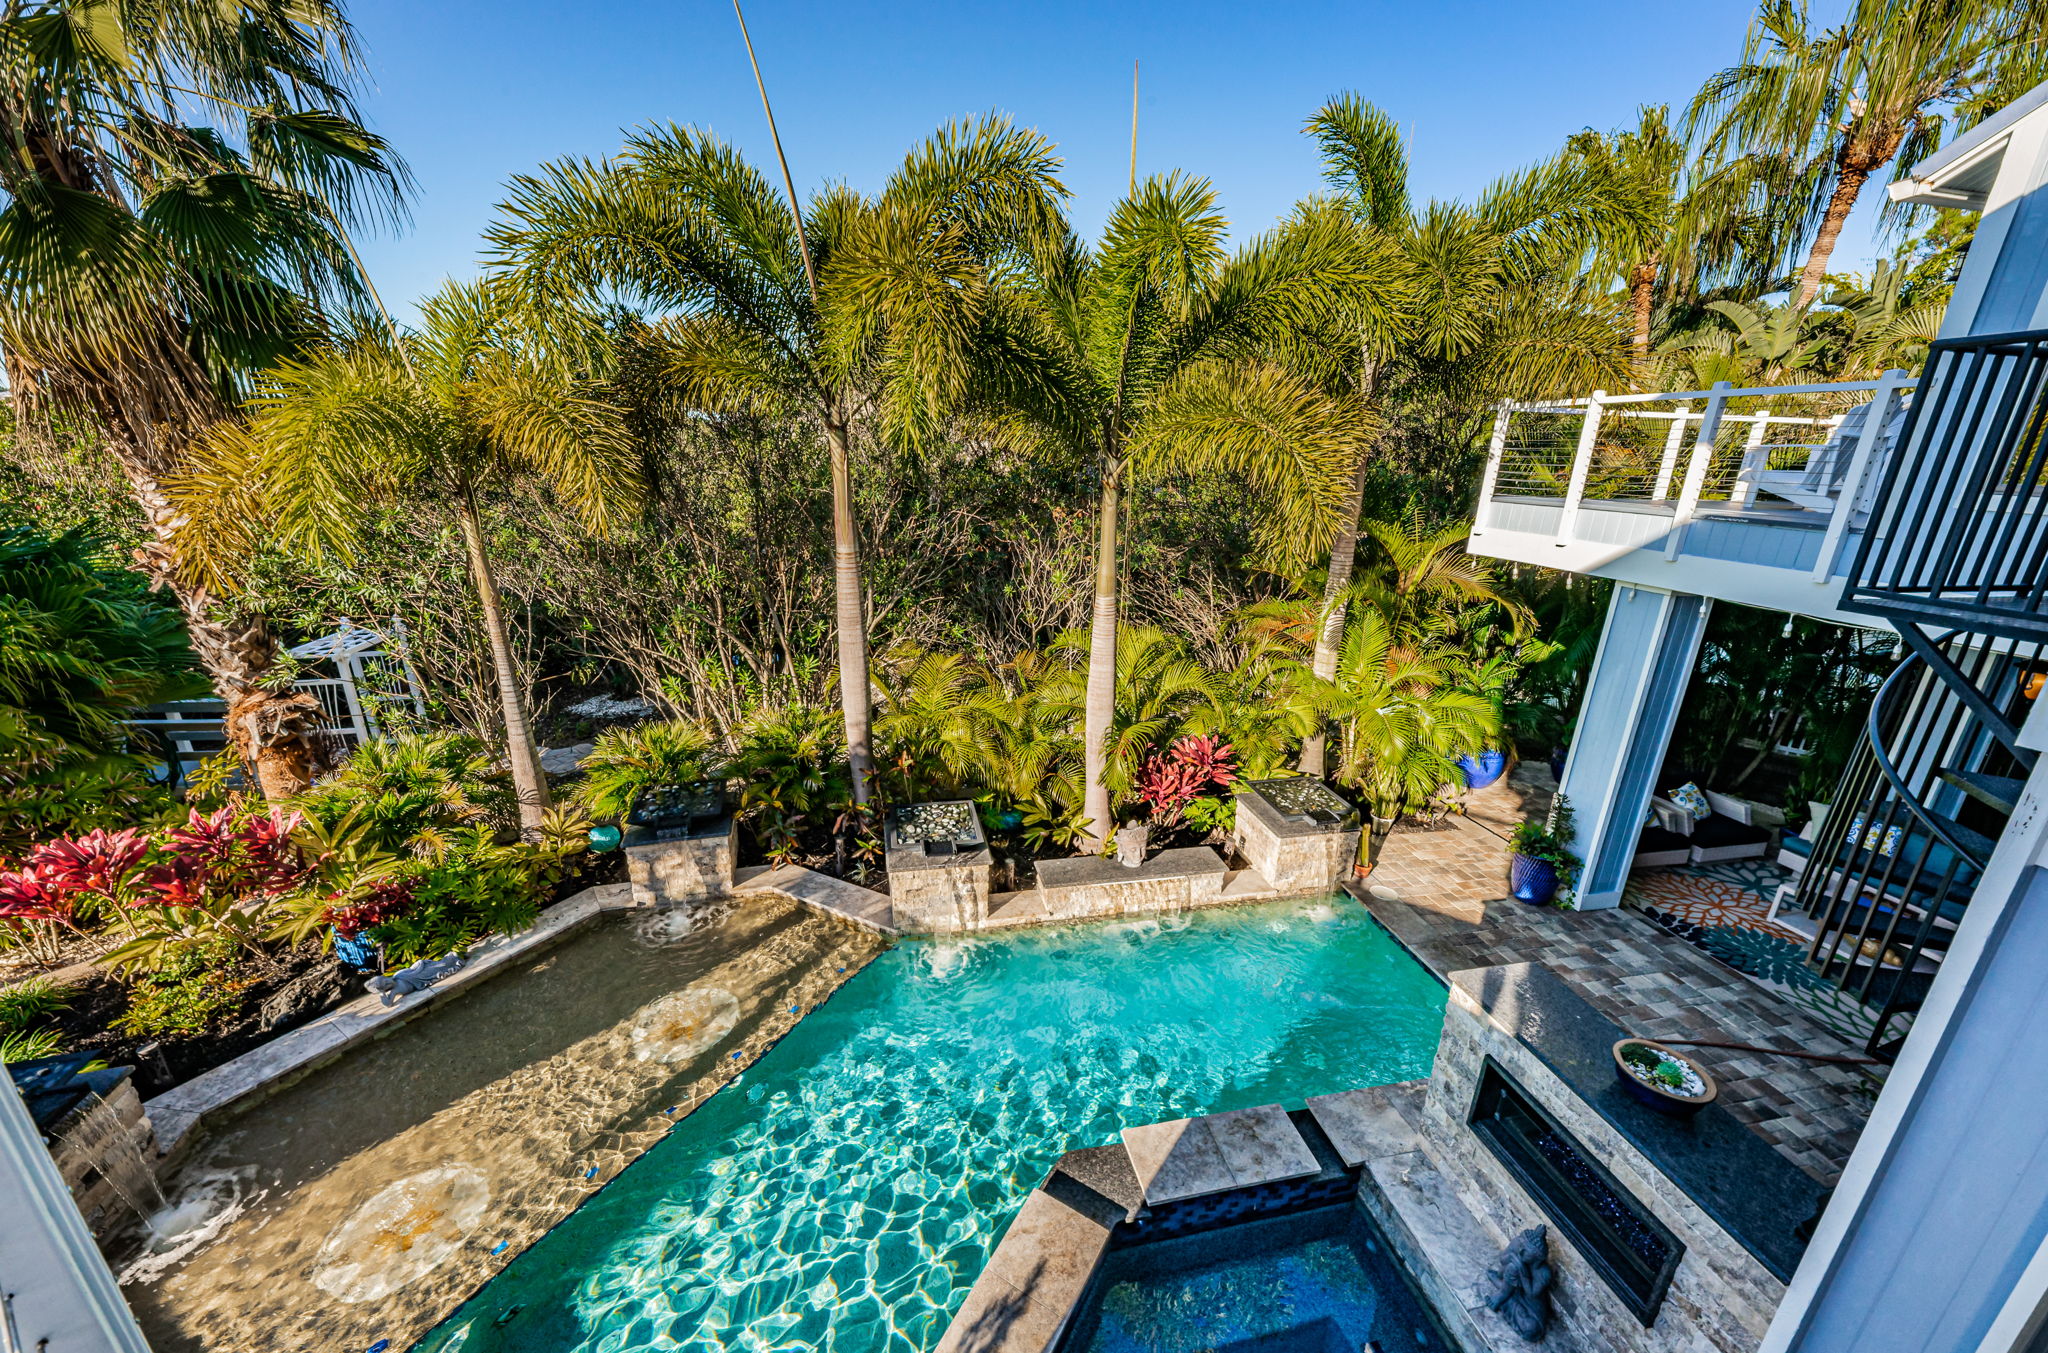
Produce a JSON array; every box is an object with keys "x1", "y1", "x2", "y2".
[{"x1": 1471, "y1": 371, "x2": 1918, "y2": 622}]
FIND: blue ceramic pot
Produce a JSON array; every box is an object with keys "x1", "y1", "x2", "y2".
[
  {"x1": 1508, "y1": 852, "x2": 1558, "y2": 906},
  {"x1": 1549, "y1": 745, "x2": 1568, "y2": 783},
  {"x1": 1458, "y1": 749, "x2": 1509, "y2": 789}
]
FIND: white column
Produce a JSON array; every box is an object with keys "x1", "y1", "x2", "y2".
[
  {"x1": 0, "y1": 1077, "x2": 153, "y2": 1353},
  {"x1": 1555, "y1": 389, "x2": 1605, "y2": 545},
  {"x1": 1665, "y1": 380, "x2": 1732, "y2": 560},
  {"x1": 1475, "y1": 404, "x2": 1512, "y2": 531},
  {"x1": 1812, "y1": 369, "x2": 1911, "y2": 582},
  {"x1": 1555, "y1": 584, "x2": 1712, "y2": 910}
]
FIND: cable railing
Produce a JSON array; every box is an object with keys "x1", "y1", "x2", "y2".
[
  {"x1": 1845, "y1": 327, "x2": 2048, "y2": 642},
  {"x1": 1478, "y1": 372, "x2": 1917, "y2": 578}
]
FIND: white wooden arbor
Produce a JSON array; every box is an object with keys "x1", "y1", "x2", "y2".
[{"x1": 286, "y1": 617, "x2": 428, "y2": 749}]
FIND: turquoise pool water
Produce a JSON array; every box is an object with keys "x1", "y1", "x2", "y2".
[{"x1": 416, "y1": 895, "x2": 1446, "y2": 1353}]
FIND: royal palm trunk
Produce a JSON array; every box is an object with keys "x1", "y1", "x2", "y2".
[
  {"x1": 1080, "y1": 470, "x2": 1122, "y2": 849},
  {"x1": 1299, "y1": 457, "x2": 1370, "y2": 778},
  {"x1": 455, "y1": 488, "x2": 550, "y2": 834},
  {"x1": 824, "y1": 417, "x2": 875, "y2": 807}
]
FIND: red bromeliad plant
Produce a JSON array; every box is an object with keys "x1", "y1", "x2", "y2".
[
  {"x1": 0, "y1": 807, "x2": 315, "y2": 972},
  {"x1": 1133, "y1": 737, "x2": 1239, "y2": 830}
]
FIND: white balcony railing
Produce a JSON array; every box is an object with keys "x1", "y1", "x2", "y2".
[{"x1": 1477, "y1": 370, "x2": 1918, "y2": 583}]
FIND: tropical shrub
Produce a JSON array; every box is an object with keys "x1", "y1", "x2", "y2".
[
  {"x1": 113, "y1": 940, "x2": 257, "y2": 1039},
  {"x1": 293, "y1": 733, "x2": 516, "y2": 854},
  {"x1": 1133, "y1": 736, "x2": 1239, "y2": 829},
  {"x1": 570, "y1": 720, "x2": 720, "y2": 821},
  {"x1": 0, "y1": 528, "x2": 208, "y2": 854},
  {"x1": 0, "y1": 976, "x2": 70, "y2": 1063},
  {"x1": 1183, "y1": 795, "x2": 1237, "y2": 837},
  {"x1": 729, "y1": 705, "x2": 852, "y2": 865}
]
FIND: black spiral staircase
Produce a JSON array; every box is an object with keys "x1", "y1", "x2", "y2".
[{"x1": 1792, "y1": 326, "x2": 2048, "y2": 1061}]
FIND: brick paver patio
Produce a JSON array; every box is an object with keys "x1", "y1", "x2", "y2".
[{"x1": 1359, "y1": 762, "x2": 1874, "y2": 1186}]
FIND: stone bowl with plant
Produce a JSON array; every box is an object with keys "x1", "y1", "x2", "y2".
[{"x1": 1612, "y1": 1038, "x2": 1719, "y2": 1117}]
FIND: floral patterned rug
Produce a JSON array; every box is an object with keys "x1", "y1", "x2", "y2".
[{"x1": 1625, "y1": 864, "x2": 1891, "y2": 1050}]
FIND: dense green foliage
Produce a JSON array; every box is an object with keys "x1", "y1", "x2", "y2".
[{"x1": 0, "y1": 527, "x2": 209, "y2": 855}]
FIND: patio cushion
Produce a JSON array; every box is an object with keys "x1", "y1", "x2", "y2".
[
  {"x1": 1690, "y1": 814, "x2": 1770, "y2": 850},
  {"x1": 1635, "y1": 825, "x2": 1692, "y2": 867}
]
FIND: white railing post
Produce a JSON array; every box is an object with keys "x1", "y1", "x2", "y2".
[
  {"x1": 1730, "y1": 408, "x2": 1772, "y2": 508},
  {"x1": 1652, "y1": 404, "x2": 1690, "y2": 501},
  {"x1": 1555, "y1": 389, "x2": 1606, "y2": 545},
  {"x1": 1476, "y1": 403, "x2": 1512, "y2": 530},
  {"x1": 1812, "y1": 368, "x2": 1910, "y2": 582},
  {"x1": 1666, "y1": 380, "x2": 1732, "y2": 560}
]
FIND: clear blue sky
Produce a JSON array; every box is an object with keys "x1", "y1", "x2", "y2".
[{"x1": 346, "y1": 0, "x2": 1879, "y2": 316}]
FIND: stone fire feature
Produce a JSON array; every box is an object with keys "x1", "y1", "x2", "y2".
[
  {"x1": 625, "y1": 814, "x2": 736, "y2": 906},
  {"x1": 1397, "y1": 963, "x2": 1817, "y2": 1353},
  {"x1": 1234, "y1": 777, "x2": 1361, "y2": 895},
  {"x1": 885, "y1": 800, "x2": 992, "y2": 932}
]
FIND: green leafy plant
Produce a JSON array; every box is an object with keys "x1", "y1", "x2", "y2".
[
  {"x1": 293, "y1": 733, "x2": 517, "y2": 855},
  {"x1": 1183, "y1": 795, "x2": 1237, "y2": 837},
  {"x1": 728, "y1": 706, "x2": 851, "y2": 866},
  {"x1": 1, "y1": 1027, "x2": 63, "y2": 1063},
  {"x1": 1509, "y1": 794, "x2": 1581, "y2": 896},
  {"x1": 113, "y1": 941, "x2": 256, "y2": 1040},
  {"x1": 0, "y1": 976, "x2": 71, "y2": 1031},
  {"x1": 570, "y1": 720, "x2": 720, "y2": 821}
]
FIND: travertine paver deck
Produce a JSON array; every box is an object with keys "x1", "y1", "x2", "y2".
[{"x1": 1361, "y1": 760, "x2": 1873, "y2": 1185}]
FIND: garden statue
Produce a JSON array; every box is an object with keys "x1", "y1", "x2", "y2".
[
  {"x1": 1484, "y1": 1225, "x2": 1554, "y2": 1340},
  {"x1": 367, "y1": 953, "x2": 467, "y2": 1006}
]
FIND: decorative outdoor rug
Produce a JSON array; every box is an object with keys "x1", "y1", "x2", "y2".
[{"x1": 1625, "y1": 866, "x2": 1890, "y2": 1051}]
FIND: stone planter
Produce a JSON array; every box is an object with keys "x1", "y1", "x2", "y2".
[
  {"x1": 885, "y1": 800, "x2": 992, "y2": 932},
  {"x1": 1233, "y1": 778, "x2": 1361, "y2": 896}
]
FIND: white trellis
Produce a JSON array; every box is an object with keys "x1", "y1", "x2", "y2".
[{"x1": 286, "y1": 617, "x2": 428, "y2": 750}]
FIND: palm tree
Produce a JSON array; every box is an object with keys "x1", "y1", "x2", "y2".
[
  {"x1": 975, "y1": 179, "x2": 1366, "y2": 845},
  {"x1": 0, "y1": 0, "x2": 410, "y2": 797},
  {"x1": 1688, "y1": 0, "x2": 2048, "y2": 310},
  {"x1": 1328, "y1": 608, "x2": 1497, "y2": 831},
  {"x1": 486, "y1": 117, "x2": 1066, "y2": 808},
  {"x1": 173, "y1": 280, "x2": 636, "y2": 833},
  {"x1": 1290, "y1": 94, "x2": 1639, "y2": 774},
  {"x1": 1561, "y1": 105, "x2": 1790, "y2": 368}
]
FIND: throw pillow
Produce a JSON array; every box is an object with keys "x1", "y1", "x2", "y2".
[{"x1": 1665, "y1": 782, "x2": 1710, "y2": 821}]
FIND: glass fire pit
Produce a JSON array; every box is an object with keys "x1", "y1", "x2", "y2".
[
  {"x1": 1247, "y1": 778, "x2": 1360, "y2": 828},
  {"x1": 887, "y1": 800, "x2": 984, "y2": 857}
]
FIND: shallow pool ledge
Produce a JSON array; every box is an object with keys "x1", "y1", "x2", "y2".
[{"x1": 144, "y1": 883, "x2": 637, "y2": 1163}]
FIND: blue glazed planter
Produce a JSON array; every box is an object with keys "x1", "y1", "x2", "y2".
[
  {"x1": 1549, "y1": 745, "x2": 1568, "y2": 783},
  {"x1": 1458, "y1": 749, "x2": 1509, "y2": 790},
  {"x1": 1508, "y1": 852, "x2": 1558, "y2": 906}
]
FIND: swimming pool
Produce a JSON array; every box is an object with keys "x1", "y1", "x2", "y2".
[{"x1": 418, "y1": 895, "x2": 1445, "y2": 1353}]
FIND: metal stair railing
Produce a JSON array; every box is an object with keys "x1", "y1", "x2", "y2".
[{"x1": 1793, "y1": 626, "x2": 2043, "y2": 1060}]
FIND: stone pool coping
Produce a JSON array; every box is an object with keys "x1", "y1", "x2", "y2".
[{"x1": 145, "y1": 865, "x2": 901, "y2": 1164}]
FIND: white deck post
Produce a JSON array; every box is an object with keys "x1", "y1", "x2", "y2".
[
  {"x1": 1730, "y1": 409, "x2": 1772, "y2": 508},
  {"x1": 1555, "y1": 389, "x2": 1606, "y2": 545},
  {"x1": 1811, "y1": 369, "x2": 1910, "y2": 582},
  {"x1": 1476, "y1": 404, "x2": 1512, "y2": 530},
  {"x1": 1665, "y1": 380, "x2": 1732, "y2": 560},
  {"x1": 1652, "y1": 404, "x2": 1690, "y2": 500}
]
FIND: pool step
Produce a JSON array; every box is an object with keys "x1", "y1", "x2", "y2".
[{"x1": 735, "y1": 864, "x2": 898, "y2": 934}]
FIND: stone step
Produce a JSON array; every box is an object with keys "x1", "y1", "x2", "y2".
[{"x1": 737, "y1": 864, "x2": 897, "y2": 934}]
